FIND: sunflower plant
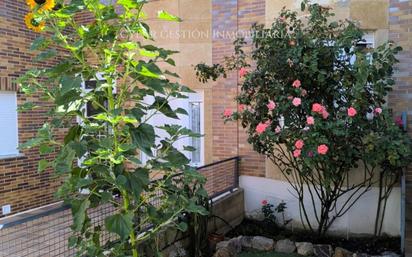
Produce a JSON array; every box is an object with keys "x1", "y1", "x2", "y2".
[
  {"x1": 196, "y1": 1, "x2": 412, "y2": 237},
  {"x1": 19, "y1": 0, "x2": 208, "y2": 256}
]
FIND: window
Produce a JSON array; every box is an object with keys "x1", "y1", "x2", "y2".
[
  {"x1": 188, "y1": 92, "x2": 204, "y2": 166},
  {"x1": 140, "y1": 91, "x2": 205, "y2": 166},
  {"x1": 0, "y1": 91, "x2": 18, "y2": 156}
]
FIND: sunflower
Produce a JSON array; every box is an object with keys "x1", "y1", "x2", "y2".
[
  {"x1": 26, "y1": 0, "x2": 55, "y2": 12},
  {"x1": 24, "y1": 13, "x2": 45, "y2": 33}
]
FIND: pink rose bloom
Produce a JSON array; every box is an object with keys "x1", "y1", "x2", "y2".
[
  {"x1": 287, "y1": 95, "x2": 293, "y2": 100},
  {"x1": 267, "y1": 100, "x2": 276, "y2": 111},
  {"x1": 293, "y1": 149, "x2": 301, "y2": 158},
  {"x1": 238, "y1": 104, "x2": 246, "y2": 112},
  {"x1": 275, "y1": 126, "x2": 282, "y2": 134},
  {"x1": 239, "y1": 67, "x2": 248, "y2": 78},
  {"x1": 308, "y1": 151, "x2": 314, "y2": 158},
  {"x1": 261, "y1": 200, "x2": 268, "y2": 205},
  {"x1": 347, "y1": 107, "x2": 357, "y2": 117},
  {"x1": 295, "y1": 139, "x2": 304, "y2": 149},
  {"x1": 375, "y1": 107, "x2": 382, "y2": 114},
  {"x1": 322, "y1": 110, "x2": 330, "y2": 119},
  {"x1": 256, "y1": 122, "x2": 270, "y2": 134},
  {"x1": 223, "y1": 108, "x2": 233, "y2": 117},
  {"x1": 312, "y1": 103, "x2": 323, "y2": 113},
  {"x1": 292, "y1": 79, "x2": 301, "y2": 88},
  {"x1": 317, "y1": 144, "x2": 329, "y2": 155},
  {"x1": 292, "y1": 97, "x2": 301, "y2": 107},
  {"x1": 307, "y1": 116, "x2": 315, "y2": 125}
]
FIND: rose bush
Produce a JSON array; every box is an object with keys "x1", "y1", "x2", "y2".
[{"x1": 196, "y1": 1, "x2": 412, "y2": 236}]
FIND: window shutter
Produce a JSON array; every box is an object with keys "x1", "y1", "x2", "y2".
[{"x1": 0, "y1": 91, "x2": 18, "y2": 156}]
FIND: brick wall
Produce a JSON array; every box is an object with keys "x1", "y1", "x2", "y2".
[
  {"x1": 211, "y1": 0, "x2": 266, "y2": 177},
  {"x1": 0, "y1": 0, "x2": 64, "y2": 217},
  {"x1": 388, "y1": 0, "x2": 412, "y2": 253}
]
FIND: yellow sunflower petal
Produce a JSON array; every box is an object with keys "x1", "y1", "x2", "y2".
[
  {"x1": 39, "y1": 0, "x2": 55, "y2": 12},
  {"x1": 26, "y1": 0, "x2": 36, "y2": 9}
]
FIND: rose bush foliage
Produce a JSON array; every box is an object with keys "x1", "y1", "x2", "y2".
[{"x1": 197, "y1": 1, "x2": 412, "y2": 236}]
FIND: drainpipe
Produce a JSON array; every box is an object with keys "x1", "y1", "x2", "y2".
[
  {"x1": 401, "y1": 111, "x2": 407, "y2": 256},
  {"x1": 401, "y1": 167, "x2": 405, "y2": 256}
]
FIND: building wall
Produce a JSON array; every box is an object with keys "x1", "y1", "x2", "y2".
[
  {"x1": 238, "y1": 0, "x2": 407, "y2": 236},
  {"x1": 0, "y1": 0, "x2": 64, "y2": 218},
  {"x1": 388, "y1": 0, "x2": 412, "y2": 251}
]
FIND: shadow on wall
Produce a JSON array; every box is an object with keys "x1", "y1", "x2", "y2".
[{"x1": 240, "y1": 176, "x2": 400, "y2": 236}]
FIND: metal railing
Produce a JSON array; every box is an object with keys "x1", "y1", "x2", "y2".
[{"x1": 0, "y1": 156, "x2": 240, "y2": 257}]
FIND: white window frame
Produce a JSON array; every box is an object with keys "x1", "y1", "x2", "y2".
[
  {"x1": 0, "y1": 91, "x2": 19, "y2": 158},
  {"x1": 188, "y1": 91, "x2": 205, "y2": 167}
]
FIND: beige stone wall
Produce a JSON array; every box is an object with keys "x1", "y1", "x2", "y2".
[
  {"x1": 265, "y1": 0, "x2": 390, "y2": 181},
  {"x1": 143, "y1": 0, "x2": 214, "y2": 164}
]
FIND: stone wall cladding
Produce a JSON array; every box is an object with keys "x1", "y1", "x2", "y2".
[{"x1": 211, "y1": 0, "x2": 266, "y2": 178}]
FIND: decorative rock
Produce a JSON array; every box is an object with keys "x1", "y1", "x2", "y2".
[
  {"x1": 213, "y1": 247, "x2": 237, "y2": 257},
  {"x1": 333, "y1": 247, "x2": 352, "y2": 257},
  {"x1": 352, "y1": 253, "x2": 369, "y2": 257},
  {"x1": 296, "y1": 242, "x2": 314, "y2": 256},
  {"x1": 381, "y1": 252, "x2": 400, "y2": 257},
  {"x1": 240, "y1": 236, "x2": 253, "y2": 249},
  {"x1": 251, "y1": 236, "x2": 275, "y2": 251},
  {"x1": 276, "y1": 239, "x2": 296, "y2": 253},
  {"x1": 216, "y1": 241, "x2": 229, "y2": 250},
  {"x1": 314, "y1": 244, "x2": 333, "y2": 257},
  {"x1": 228, "y1": 237, "x2": 242, "y2": 253}
]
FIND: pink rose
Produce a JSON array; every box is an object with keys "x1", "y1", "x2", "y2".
[
  {"x1": 347, "y1": 107, "x2": 357, "y2": 117},
  {"x1": 275, "y1": 126, "x2": 282, "y2": 134},
  {"x1": 295, "y1": 139, "x2": 304, "y2": 149},
  {"x1": 238, "y1": 104, "x2": 246, "y2": 112},
  {"x1": 261, "y1": 200, "x2": 268, "y2": 205},
  {"x1": 256, "y1": 122, "x2": 270, "y2": 134},
  {"x1": 267, "y1": 100, "x2": 276, "y2": 111},
  {"x1": 312, "y1": 103, "x2": 324, "y2": 113},
  {"x1": 317, "y1": 144, "x2": 329, "y2": 155},
  {"x1": 287, "y1": 95, "x2": 293, "y2": 100},
  {"x1": 239, "y1": 67, "x2": 248, "y2": 78},
  {"x1": 375, "y1": 107, "x2": 382, "y2": 114},
  {"x1": 223, "y1": 108, "x2": 233, "y2": 117},
  {"x1": 307, "y1": 116, "x2": 315, "y2": 125},
  {"x1": 293, "y1": 149, "x2": 301, "y2": 158},
  {"x1": 292, "y1": 97, "x2": 301, "y2": 107},
  {"x1": 292, "y1": 79, "x2": 301, "y2": 88},
  {"x1": 322, "y1": 110, "x2": 329, "y2": 119},
  {"x1": 308, "y1": 151, "x2": 314, "y2": 158}
]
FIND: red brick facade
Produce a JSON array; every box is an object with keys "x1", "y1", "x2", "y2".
[
  {"x1": 388, "y1": 0, "x2": 412, "y2": 253},
  {"x1": 211, "y1": 0, "x2": 266, "y2": 178},
  {"x1": 0, "y1": 0, "x2": 63, "y2": 218}
]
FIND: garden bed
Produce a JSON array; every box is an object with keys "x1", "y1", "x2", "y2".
[{"x1": 225, "y1": 219, "x2": 400, "y2": 255}]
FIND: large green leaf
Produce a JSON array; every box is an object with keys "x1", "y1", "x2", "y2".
[
  {"x1": 151, "y1": 96, "x2": 178, "y2": 119},
  {"x1": 71, "y1": 199, "x2": 90, "y2": 232},
  {"x1": 105, "y1": 213, "x2": 133, "y2": 241},
  {"x1": 158, "y1": 10, "x2": 182, "y2": 22},
  {"x1": 131, "y1": 124, "x2": 155, "y2": 156}
]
